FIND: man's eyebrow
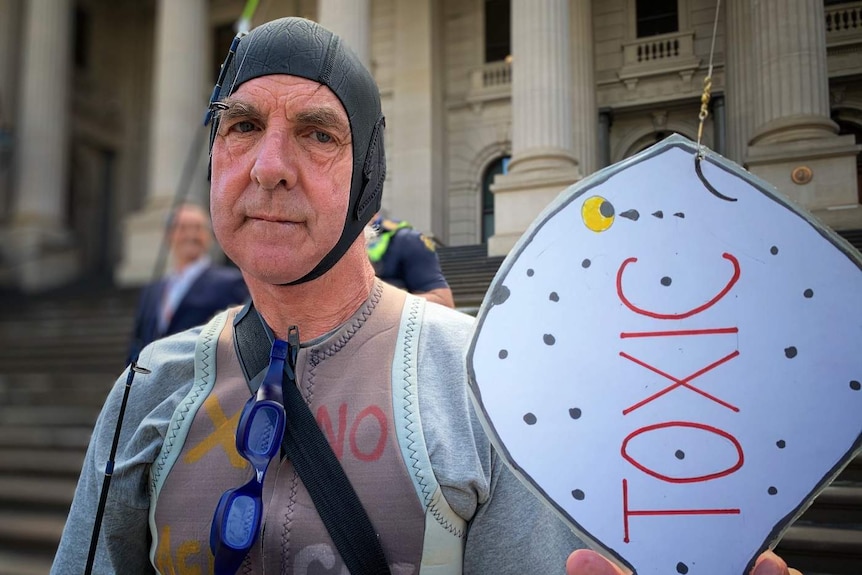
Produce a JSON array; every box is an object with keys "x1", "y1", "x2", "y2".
[
  {"x1": 218, "y1": 99, "x2": 264, "y2": 123},
  {"x1": 295, "y1": 107, "x2": 350, "y2": 135}
]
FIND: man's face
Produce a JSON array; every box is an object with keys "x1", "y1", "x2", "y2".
[
  {"x1": 210, "y1": 75, "x2": 353, "y2": 285},
  {"x1": 169, "y1": 205, "x2": 212, "y2": 267}
]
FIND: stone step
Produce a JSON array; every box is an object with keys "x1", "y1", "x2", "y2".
[
  {"x1": 0, "y1": 426, "x2": 92, "y2": 451},
  {"x1": 0, "y1": 375, "x2": 114, "y2": 408},
  {"x1": 800, "y1": 485, "x2": 862, "y2": 525},
  {"x1": 777, "y1": 524, "x2": 862, "y2": 574},
  {"x1": 0, "y1": 549, "x2": 54, "y2": 575},
  {"x1": 0, "y1": 476, "x2": 78, "y2": 511},
  {"x1": 0, "y1": 449, "x2": 85, "y2": 477},
  {"x1": 0, "y1": 406, "x2": 99, "y2": 428},
  {"x1": 0, "y1": 510, "x2": 66, "y2": 554}
]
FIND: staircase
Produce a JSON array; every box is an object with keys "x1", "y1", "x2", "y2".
[
  {"x1": 0, "y1": 285, "x2": 138, "y2": 575},
  {"x1": 0, "y1": 237, "x2": 860, "y2": 574}
]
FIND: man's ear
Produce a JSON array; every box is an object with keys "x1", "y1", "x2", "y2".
[{"x1": 355, "y1": 116, "x2": 386, "y2": 222}]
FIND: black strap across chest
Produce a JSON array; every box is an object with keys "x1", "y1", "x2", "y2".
[{"x1": 234, "y1": 305, "x2": 391, "y2": 575}]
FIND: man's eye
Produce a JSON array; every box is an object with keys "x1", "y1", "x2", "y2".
[
  {"x1": 314, "y1": 131, "x2": 332, "y2": 144},
  {"x1": 236, "y1": 121, "x2": 257, "y2": 133}
]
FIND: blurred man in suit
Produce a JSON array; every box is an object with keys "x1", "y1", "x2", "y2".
[{"x1": 127, "y1": 203, "x2": 248, "y2": 362}]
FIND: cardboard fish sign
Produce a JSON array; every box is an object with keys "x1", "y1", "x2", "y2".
[{"x1": 466, "y1": 135, "x2": 862, "y2": 575}]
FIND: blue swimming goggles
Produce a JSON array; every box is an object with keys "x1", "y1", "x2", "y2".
[{"x1": 209, "y1": 337, "x2": 292, "y2": 575}]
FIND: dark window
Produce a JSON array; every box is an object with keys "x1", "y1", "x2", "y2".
[
  {"x1": 74, "y1": 7, "x2": 90, "y2": 70},
  {"x1": 485, "y1": 0, "x2": 511, "y2": 63},
  {"x1": 481, "y1": 156, "x2": 509, "y2": 242},
  {"x1": 213, "y1": 23, "x2": 237, "y2": 83},
  {"x1": 836, "y1": 120, "x2": 862, "y2": 203},
  {"x1": 636, "y1": 0, "x2": 678, "y2": 38},
  {"x1": 824, "y1": 0, "x2": 851, "y2": 5}
]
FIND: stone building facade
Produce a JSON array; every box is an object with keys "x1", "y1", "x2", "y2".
[{"x1": 0, "y1": 0, "x2": 859, "y2": 290}]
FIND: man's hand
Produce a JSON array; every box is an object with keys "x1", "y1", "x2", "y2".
[{"x1": 565, "y1": 549, "x2": 802, "y2": 575}]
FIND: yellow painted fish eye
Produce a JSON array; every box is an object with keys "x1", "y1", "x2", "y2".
[{"x1": 582, "y1": 196, "x2": 615, "y2": 232}]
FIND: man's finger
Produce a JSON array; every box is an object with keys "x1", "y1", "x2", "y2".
[
  {"x1": 565, "y1": 549, "x2": 629, "y2": 575},
  {"x1": 750, "y1": 549, "x2": 796, "y2": 575}
]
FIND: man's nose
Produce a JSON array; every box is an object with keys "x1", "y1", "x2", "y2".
[{"x1": 250, "y1": 129, "x2": 298, "y2": 191}]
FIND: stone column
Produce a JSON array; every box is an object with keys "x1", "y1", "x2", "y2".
[
  {"x1": 598, "y1": 108, "x2": 613, "y2": 170},
  {"x1": 711, "y1": 94, "x2": 726, "y2": 157},
  {"x1": 387, "y1": 0, "x2": 444, "y2": 238},
  {"x1": 0, "y1": 0, "x2": 21, "y2": 224},
  {"x1": 571, "y1": 0, "x2": 597, "y2": 176},
  {"x1": 488, "y1": 0, "x2": 582, "y2": 256},
  {"x1": 5, "y1": 0, "x2": 75, "y2": 291},
  {"x1": 746, "y1": 0, "x2": 861, "y2": 230},
  {"x1": 318, "y1": 0, "x2": 370, "y2": 67},
  {"x1": 117, "y1": 0, "x2": 208, "y2": 285},
  {"x1": 724, "y1": 0, "x2": 755, "y2": 165}
]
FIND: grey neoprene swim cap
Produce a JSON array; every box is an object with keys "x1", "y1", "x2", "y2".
[{"x1": 208, "y1": 17, "x2": 385, "y2": 285}]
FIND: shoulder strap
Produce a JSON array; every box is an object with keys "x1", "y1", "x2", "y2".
[{"x1": 234, "y1": 306, "x2": 391, "y2": 575}]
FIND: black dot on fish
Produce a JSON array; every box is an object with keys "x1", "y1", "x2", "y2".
[
  {"x1": 785, "y1": 346, "x2": 797, "y2": 359},
  {"x1": 777, "y1": 440, "x2": 786, "y2": 449},
  {"x1": 549, "y1": 292, "x2": 559, "y2": 302},
  {"x1": 491, "y1": 285, "x2": 510, "y2": 305},
  {"x1": 620, "y1": 209, "x2": 640, "y2": 221},
  {"x1": 803, "y1": 289, "x2": 814, "y2": 298},
  {"x1": 543, "y1": 334, "x2": 556, "y2": 346},
  {"x1": 661, "y1": 276, "x2": 672, "y2": 286},
  {"x1": 652, "y1": 210, "x2": 664, "y2": 219},
  {"x1": 770, "y1": 246, "x2": 779, "y2": 255},
  {"x1": 571, "y1": 489, "x2": 585, "y2": 501},
  {"x1": 677, "y1": 562, "x2": 689, "y2": 574},
  {"x1": 673, "y1": 212, "x2": 685, "y2": 218},
  {"x1": 768, "y1": 486, "x2": 778, "y2": 495},
  {"x1": 527, "y1": 268, "x2": 535, "y2": 277},
  {"x1": 524, "y1": 413, "x2": 537, "y2": 425},
  {"x1": 600, "y1": 201, "x2": 615, "y2": 218},
  {"x1": 851, "y1": 380, "x2": 861, "y2": 391},
  {"x1": 675, "y1": 449, "x2": 685, "y2": 460},
  {"x1": 582, "y1": 259, "x2": 591, "y2": 268},
  {"x1": 498, "y1": 349, "x2": 508, "y2": 359},
  {"x1": 569, "y1": 408, "x2": 582, "y2": 419}
]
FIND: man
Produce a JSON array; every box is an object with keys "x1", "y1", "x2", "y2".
[
  {"x1": 126, "y1": 203, "x2": 249, "y2": 362},
  {"x1": 368, "y1": 212, "x2": 456, "y2": 307},
  {"x1": 52, "y1": 17, "x2": 800, "y2": 575}
]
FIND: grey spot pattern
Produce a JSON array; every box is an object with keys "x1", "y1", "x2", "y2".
[
  {"x1": 777, "y1": 440, "x2": 786, "y2": 449},
  {"x1": 620, "y1": 209, "x2": 640, "y2": 221},
  {"x1": 652, "y1": 210, "x2": 664, "y2": 218},
  {"x1": 600, "y1": 201, "x2": 615, "y2": 218},
  {"x1": 569, "y1": 407, "x2": 582, "y2": 419},
  {"x1": 770, "y1": 246, "x2": 779, "y2": 255},
  {"x1": 543, "y1": 334, "x2": 556, "y2": 346},
  {"x1": 661, "y1": 276, "x2": 672, "y2": 286},
  {"x1": 851, "y1": 380, "x2": 861, "y2": 391},
  {"x1": 498, "y1": 349, "x2": 508, "y2": 359},
  {"x1": 491, "y1": 285, "x2": 510, "y2": 305},
  {"x1": 768, "y1": 486, "x2": 778, "y2": 495},
  {"x1": 675, "y1": 449, "x2": 685, "y2": 460},
  {"x1": 785, "y1": 346, "x2": 797, "y2": 359},
  {"x1": 582, "y1": 259, "x2": 591, "y2": 268},
  {"x1": 676, "y1": 562, "x2": 689, "y2": 574},
  {"x1": 571, "y1": 489, "x2": 585, "y2": 501},
  {"x1": 523, "y1": 413, "x2": 537, "y2": 425},
  {"x1": 549, "y1": 292, "x2": 560, "y2": 302},
  {"x1": 803, "y1": 289, "x2": 814, "y2": 298}
]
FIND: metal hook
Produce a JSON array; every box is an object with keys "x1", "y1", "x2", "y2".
[{"x1": 695, "y1": 153, "x2": 737, "y2": 202}]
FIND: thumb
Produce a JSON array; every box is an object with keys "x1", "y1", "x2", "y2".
[
  {"x1": 750, "y1": 550, "x2": 802, "y2": 575},
  {"x1": 566, "y1": 550, "x2": 629, "y2": 575}
]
